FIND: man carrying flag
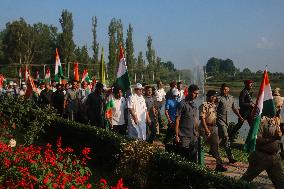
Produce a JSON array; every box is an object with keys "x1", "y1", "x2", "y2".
[
  {"x1": 74, "y1": 62, "x2": 79, "y2": 81},
  {"x1": 241, "y1": 70, "x2": 284, "y2": 189},
  {"x1": 55, "y1": 48, "x2": 63, "y2": 83}
]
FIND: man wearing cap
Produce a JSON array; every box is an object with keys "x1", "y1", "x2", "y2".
[
  {"x1": 231, "y1": 80, "x2": 255, "y2": 139},
  {"x1": 241, "y1": 96, "x2": 284, "y2": 189},
  {"x1": 175, "y1": 84, "x2": 199, "y2": 163},
  {"x1": 127, "y1": 83, "x2": 151, "y2": 140},
  {"x1": 216, "y1": 83, "x2": 244, "y2": 164},
  {"x1": 199, "y1": 90, "x2": 227, "y2": 172}
]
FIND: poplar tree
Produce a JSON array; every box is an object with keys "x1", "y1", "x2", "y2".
[
  {"x1": 146, "y1": 36, "x2": 156, "y2": 83},
  {"x1": 92, "y1": 16, "x2": 99, "y2": 77},
  {"x1": 137, "y1": 51, "x2": 145, "y2": 82},
  {"x1": 126, "y1": 24, "x2": 134, "y2": 80},
  {"x1": 58, "y1": 9, "x2": 75, "y2": 63}
]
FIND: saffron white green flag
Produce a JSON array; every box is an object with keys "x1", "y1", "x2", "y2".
[
  {"x1": 54, "y1": 48, "x2": 63, "y2": 83},
  {"x1": 244, "y1": 69, "x2": 276, "y2": 153},
  {"x1": 82, "y1": 69, "x2": 91, "y2": 82},
  {"x1": 45, "y1": 67, "x2": 51, "y2": 83},
  {"x1": 116, "y1": 46, "x2": 130, "y2": 94}
]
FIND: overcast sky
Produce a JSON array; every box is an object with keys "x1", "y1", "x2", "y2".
[{"x1": 1, "y1": 0, "x2": 284, "y2": 72}]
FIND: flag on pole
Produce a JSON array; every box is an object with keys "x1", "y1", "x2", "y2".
[
  {"x1": 74, "y1": 62, "x2": 79, "y2": 81},
  {"x1": 100, "y1": 47, "x2": 106, "y2": 84},
  {"x1": 45, "y1": 67, "x2": 51, "y2": 83},
  {"x1": 116, "y1": 45, "x2": 131, "y2": 94},
  {"x1": 54, "y1": 48, "x2": 63, "y2": 83},
  {"x1": 81, "y1": 68, "x2": 90, "y2": 82},
  {"x1": 25, "y1": 75, "x2": 39, "y2": 98},
  {"x1": 244, "y1": 69, "x2": 276, "y2": 153}
]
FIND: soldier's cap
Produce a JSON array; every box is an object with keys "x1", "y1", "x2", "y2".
[
  {"x1": 272, "y1": 88, "x2": 280, "y2": 96},
  {"x1": 206, "y1": 90, "x2": 218, "y2": 97},
  {"x1": 244, "y1": 80, "x2": 254, "y2": 85}
]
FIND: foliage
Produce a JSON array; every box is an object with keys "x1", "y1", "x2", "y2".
[
  {"x1": 126, "y1": 24, "x2": 135, "y2": 81},
  {"x1": 92, "y1": 16, "x2": 99, "y2": 77},
  {"x1": 58, "y1": 9, "x2": 76, "y2": 63},
  {"x1": 0, "y1": 96, "x2": 57, "y2": 145},
  {"x1": 116, "y1": 140, "x2": 160, "y2": 188},
  {"x1": 206, "y1": 57, "x2": 237, "y2": 75}
]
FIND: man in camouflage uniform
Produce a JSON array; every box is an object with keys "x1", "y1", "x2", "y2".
[
  {"x1": 241, "y1": 97, "x2": 284, "y2": 189},
  {"x1": 216, "y1": 83, "x2": 244, "y2": 163},
  {"x1": 199, "y1": 90, "x2": 227, "y2": 172}
]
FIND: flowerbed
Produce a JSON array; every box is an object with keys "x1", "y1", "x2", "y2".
[{"x1": 0, "y1": 137, "x2": 128, "y2": 189}]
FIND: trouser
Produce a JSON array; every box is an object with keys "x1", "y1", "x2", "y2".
[
  {"x1": 241, "y1": 151, "x2": 284, "y2": 189},
  {"x1": 128, "y1": 123, "x2": 147, "y2": 140},
  {"x1": 218, "y1": 124, "x2": 234, "y2": 160},
  {"x1": 178, "y1": 136, "x2": 198, "y2": 163},
  {"x1": 147, "y1": 122, "x2": 157, "y2": 143},
  {"x1": 163, "y1": 122, "x2": 175, "y2": 144},
  {"x1": 156, "y1": 101, "x2": 164, "y2": 128},
  {"x1": 230, "y1": 113, "x2": 253, "y2": 138},
  {"x1": 206, "y1": 127, "x2": 223, "y2": 165}
]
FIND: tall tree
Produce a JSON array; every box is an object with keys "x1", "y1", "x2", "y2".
[
  {"x1": 92, "y1": 16, "x2": 99, "y2": 77},
  {"x1": 108, "y1": 18, "x2": 117, "y2": 83},
  {"x1": 58, "y1": 9, "x2": 75, "y2": 64},
  {"x1": 2, "y1": 17, "x2": 35, "y2": 78},
  {"x1": 136, "y1": 51, "x2": 145, "y2": 82},
  {"x1": 125, "y1": 24, "x2": 134, "y2": 81},
  {"x1": 146, "y1": 36, "x2": 156, "y2": 82},
  {"x1": 206, "y1": 57, "x2": 220, "y2": 73}
]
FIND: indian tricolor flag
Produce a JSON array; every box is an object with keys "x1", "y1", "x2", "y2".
[
  {"x1": 116, "y1": 45, "x2": 130, "y2": 94},
  {"x1": 55, "y1": 48, "x2": 63, "y2": 83},
  {"x1": 82, "y1": 69, "x2": 90, "y2": 82},
  {"x1": 244, "y1": 69, "x2": 276, "y2": 153}
]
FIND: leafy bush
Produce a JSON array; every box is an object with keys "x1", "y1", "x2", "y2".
[{"x1": 0, "y1": 96, "x2": 57, "y2": 145}]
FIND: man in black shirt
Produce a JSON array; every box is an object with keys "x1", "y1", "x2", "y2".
[
  {"x1": 39, "y1": 83, "x2": 53, "y2": 108},
  {"x1": 230, "y1": 80, "x2": 255, "y2": 138},
  {"x1": 52, "y1": 84, "x2": 65, "y2": 116}
]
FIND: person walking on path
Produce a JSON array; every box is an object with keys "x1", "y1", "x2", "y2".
[
  {"x1": 241, "y1": 97, "x2": 284, "y2": 189},
  {"x1": 199, "y1": 90, "x2": 227, "y2": 172},
  {"x1": 86, "y1": 82, "x2": 105, "y2": 128},
  {"x1": 155, "y1": 80, "x2": 166, "y2": 129},
  {"x1": 230, "y1": 80, "x2": 255, "y2": 139},
  {"x1": 175, "y1": 84, "x2": 199, "y2": 163},
  {"x1": 163, "y1": 89, "x2": 179, "y2": 145},
  {"x1": 144, "y1": 85, "x2": 158, "y2": 143},
  {"x1": 64, "y1": 80, "x2": 79, "y2": 121},
  {"x1": 127, "y1": 83, "x2": 151, "y2": 140},
  {"x1": 216, "y1": 83, "x2": 244, "y2": 164},
  {"x1": 110, "y1": 86, "x2": 127, "y2": 135}
]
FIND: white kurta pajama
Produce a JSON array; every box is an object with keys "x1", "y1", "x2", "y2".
[{"x1": 127, "y1": 94, "x2": 147, "y2": 140}]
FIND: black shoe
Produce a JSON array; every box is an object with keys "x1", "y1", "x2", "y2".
[
  {"x1": 215, "y1": 164, "x2": 227, "y2": 172},
  {"x1": 229, "y1": 158, "x2": 237, "y2": 164}
]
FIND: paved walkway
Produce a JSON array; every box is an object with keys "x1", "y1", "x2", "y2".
[{"x1": 153, "y1": 140, "x2": 274, "y2": 189}]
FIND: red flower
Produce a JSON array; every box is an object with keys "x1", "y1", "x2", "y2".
[
  {"x1": 87, "y1": 183, "x2": 92, "y2": 188},
  {"x1": 81, "y1": 147, "x2": 91, "y2": 159},
  {"x1": 99, "y1": 178, "x2": 108, "y2": 189}
]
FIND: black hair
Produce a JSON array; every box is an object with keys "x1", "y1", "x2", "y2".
[{"x1": 188, "y1": 84, "x2": 199, "y2": 92}]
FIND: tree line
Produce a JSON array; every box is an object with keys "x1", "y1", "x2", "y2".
[{"x1": 0, "y1": 9, "x2": 180, "y2": 85}]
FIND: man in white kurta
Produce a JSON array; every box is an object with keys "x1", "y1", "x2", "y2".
[{"x1": 128, "y1": 83, "x2": 151, "y2": 140}]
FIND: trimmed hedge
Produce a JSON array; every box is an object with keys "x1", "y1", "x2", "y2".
[{"x1": 45, "y1": 117, "x2": 254, "y2": 189}]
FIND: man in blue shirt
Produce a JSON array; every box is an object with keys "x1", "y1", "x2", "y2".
[{"x1": 163, "y1": 89, "x2": 179, "y2": 144}]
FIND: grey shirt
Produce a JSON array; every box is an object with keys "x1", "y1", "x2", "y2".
[
  {"x1": 176, "y1": 99, "x2": 198, "y2": 139},
  {"x1": 216, "y1": 94, "x2": 236, "y2": 125}
]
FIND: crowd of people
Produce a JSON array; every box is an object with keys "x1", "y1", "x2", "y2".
[{"x1": 1, "y1": 78, "x2": 284, "y2": 188}]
